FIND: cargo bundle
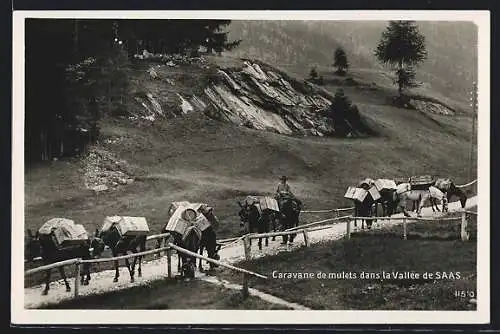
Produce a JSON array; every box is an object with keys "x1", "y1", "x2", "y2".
[{"x1": 38, "y1": 218, "x2": 89, "y2": 249}]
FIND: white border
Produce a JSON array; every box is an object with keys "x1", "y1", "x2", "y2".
[{"x1": 12, "y1": 10, "x2": 490, "y2": 325}]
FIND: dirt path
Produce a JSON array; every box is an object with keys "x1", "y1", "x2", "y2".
[
  {"x1": 24, "y1": 196, "x2": 477, "y2": 309},
  {"x1": 199, "y1": 276, "x2": 311, "y2": 310}
]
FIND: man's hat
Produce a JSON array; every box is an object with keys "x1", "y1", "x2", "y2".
[{"x1": 280, "y1": 175, "x2": 287, "y2": 181}]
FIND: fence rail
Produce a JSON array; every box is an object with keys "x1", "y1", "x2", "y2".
[
  {"x1": 347, "y1": 211, "x2": 472, "y2": 241},
  {"x1": 25, "y1": 258, "x2": 81, "y2": 276},
  {"x1": 456, "y1": 179, "x2": 477, "y2": 188},
  {"x1": 301, "y1": 206, "x2": 354, "y2": 214},
  {"x1": 168, "y1": 243, "x2": 267, "y2": 280},
  {"x1": 80, "y1": 246, "x2": 171, "y2": 264}
]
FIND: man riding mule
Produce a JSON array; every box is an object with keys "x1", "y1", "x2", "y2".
[
  {"x1": 158, "y1": 202, "x2": 221, "y2": 277},
  {"x1": 27, "y1": 218, "x2": 105, "y2": 295},
  {"x1": 238, "y1": 195, "x2": 280, "y2": 250}
]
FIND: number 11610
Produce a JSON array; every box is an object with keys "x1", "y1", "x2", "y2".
[{"x1": 454, "y1": 290, "x2": 475, "y2": 298}]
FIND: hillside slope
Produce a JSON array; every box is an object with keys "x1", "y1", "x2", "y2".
[
  {"x1": 227, "y1": 20, "x2": 477, "y2": 110},
  {"x1": 25, "y1": 55, "x2": 476, "y2": 243}
]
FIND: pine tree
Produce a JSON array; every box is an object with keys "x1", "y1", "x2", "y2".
[
  {"x1": 309, "y1": 67, "x2": 318, "y2": 80},
  {"x1": 374, "y1": 21, "x2": 427, "y2": 101},
  {"x1": 333, "y1": 47, "x2": 349, "y2": 75}
]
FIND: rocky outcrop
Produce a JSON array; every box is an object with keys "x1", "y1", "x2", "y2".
[
  {"x1": 133, "y1": 57, "x2": 372, "y2": 137},
  {"x1": 410, "y1": 98, "x2": 456, "y2": 116},
  {"x1": 202, "y1": 60, "x2": 337, "y2": 136}
]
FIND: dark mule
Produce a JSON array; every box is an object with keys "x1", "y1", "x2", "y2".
[
  {"x1": 353, "y1": 197, "x2": 376, "y2": 230},
  {"x1": 431, "y1": 180, "x2": 467, "y2": 211},
  {"x1": 157, "y1": 204, "x2": 220, "y2": 274},
  {"x1": 377, "y1": 189, "x2": 398, "y2": 216},
  {"x1": 195, "y1": 208, "x2": 221, "y2": 274},
  {"x1": 276, "y1": 195, "x2": 302, "y2": 244},
  {"x1": 26, "y1": 229, "x2": 42, "y2": 262},
  {"x1": 26, "y1": 229, "x2": 105, "y2": 295},
  {"x1": 172, "y1": 226, "x2": 201, "y2": 279},
  {"x1": 96, "y1": 228, "x2": 147, "y2": 283},
  {"x1": 238, "y1": 201, "x2": 274, "y2": 250}
]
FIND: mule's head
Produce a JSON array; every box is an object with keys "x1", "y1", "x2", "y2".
[
  {"x1": 201, "y1": 206, "x2": 220, "y2": 228},
  {"x1": 237, "y1": 201, "x2": 249, "y2": 228},
  {"x1": 89, "y1": 236, "x2": 105, "y2": 258},
  {"x1": 25, "y1": 229, "x2": 42, "y2": 262}
]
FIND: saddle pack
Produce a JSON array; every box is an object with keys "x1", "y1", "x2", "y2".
[
  {"x1": 101, "y1": 216, "x2": 150, "y2": 237},
  {"x1": 38, "y1": 218, "x2": 89, "y2": 249}
]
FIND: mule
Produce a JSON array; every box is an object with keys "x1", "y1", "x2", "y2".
[
  {"x1": 353, "y1": 197, "x2": 376, "y2": 229},
  {"x1": 172, "y1": 225, "x2": 202, "y2": 279},
  {"x1": 238, "y1": 201, "x2": 275, "y2": 250},
  {"x1": 26, "y1": 229, "x2": 42, "y2": 262},
  {"x1": 157, "y1": 204, "x2": 220, "y2": 274},
  {"x1": 431, "y1": 179, "x2": 467, "y2": 211},
  {"x1": 26, "y1": 229, "x2": 105, "y2": 295},
  {"x1": 376, "y1": 189, "x2": 398, "y2": 217},
  {"x1": 394, "y1": 183, "x2": 443, "y2": 217},
  {"x1": 96, "y1": 228, "x2": 147, "y2": 283},
  {"x1": 195, "y1": 207, "x2": 221, "y2": 273},
  {"x1": 276, "y1": 194, "x2": 302, "y2": 244}
]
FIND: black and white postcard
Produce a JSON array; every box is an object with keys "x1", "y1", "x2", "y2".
[{"x1": 12, "y1": 10, "x2": 490, "y2": 325}]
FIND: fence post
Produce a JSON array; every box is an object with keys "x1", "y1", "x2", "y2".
[
  {"x1": 302, "y1": 229, "x2": 310, "y2": 247},
  {"x1": 242, "y1": 235, "x2": 251, "y2": 298},
  {"x1": 74, "y1": 260, "x2": 81, "y2": 299},
  {"x1": 346, "y1": 217, "x2": 351, "y2": 240},
  {"x1": 166, "y1": 248, "x2": 172, "y2": 278},
  {"x1": 335, "y1": 209, "x2": 339, "y2": 218},
  {"x1": 243, "y1": 235, "x2": 251, "y2": 261},
  {"x1": 403, "y1": 218, "x2": 407, "y2": 240},
  {"x1": 461, "y1": 211, "x2": 469, "y2": 241}
]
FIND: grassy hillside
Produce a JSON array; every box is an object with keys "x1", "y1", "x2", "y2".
[{"x1": 227, "y1": 20, "x2": 477, "y2": 109}]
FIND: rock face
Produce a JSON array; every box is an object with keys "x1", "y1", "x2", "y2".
[
  {"x1": 131, "y1": 57, "x2": 372, "y2": 137},
  {"x1": 411, "y1": 98, "x2": 456, "y2": 116},
  {"x1": 202, "y1": 60, "x2": 336, "y2": 136}
]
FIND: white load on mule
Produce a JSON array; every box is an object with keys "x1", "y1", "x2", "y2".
[
  {"x1": 38, "y1": 217, "x2": 89, "y2": 249},
  {"x1": 242, "y1": 195, "x2": 280, "y2": 214},
  {"x1": 409, "y1": 175, "x2": 435, "y2": 190},
  {"x1": 374, "y1": 178, "x2": 397, "y2": 192},
  {"x1": 100, "y1": 216, "x2": 150, "y2": 237},
  {"x1": 164, "y1": 202, "x2": 213, "y2": 238}
]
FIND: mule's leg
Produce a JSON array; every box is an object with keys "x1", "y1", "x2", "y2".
[
  {"x1": 125, "y1": 257, "x2": 135, "y2": 283},
  {"x1": 271, "y1": 218, "x2": 276, "y2": 241},
  {"x1": 83, "y1": 263, "x2": 91, "y2": 285},
  {"x1": 42, "y1": 268, "x2": 51, "y2": 295},
  {"x1": 58, "y1": 266, "x2": 71, "y2": 292},
  {"x1": 113, "y1": 258, "x2": 120, "y2": 282},
  {"x1": 281, "y1": 219, "x2": 288, "y2": 244},
  {"x1": 258, "y1": 223, "x2": 264, "y2": 250},
  {"x1": 80, "y1": 262, "x2": 86, "y2": 285},
  {"x1": 131, "y1": 252, "x2": 139, "y2": 280},
  {"x1": 198, "y1": 245, "x2": 204, "y2": 272}
]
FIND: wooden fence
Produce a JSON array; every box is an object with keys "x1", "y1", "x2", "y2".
[
  {"x1": 24, "y1": 241, "x2": 267, "y2": 300},
  {"x1": 348, "y1": 210, "x2": 477, "y2": 241}
]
